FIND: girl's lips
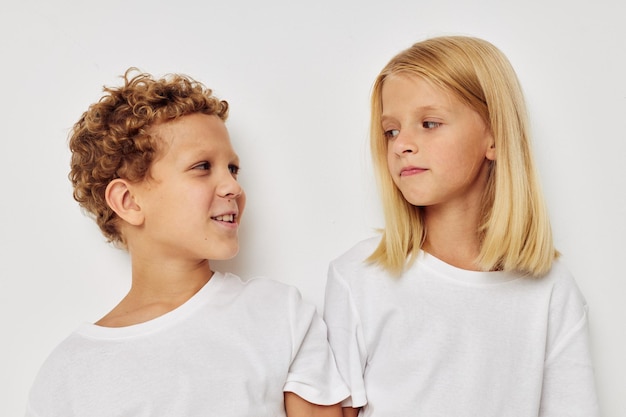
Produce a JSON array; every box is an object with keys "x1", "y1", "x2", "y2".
[{"x1": 400, "y1": 167, "x2": 427, "y2": 176}]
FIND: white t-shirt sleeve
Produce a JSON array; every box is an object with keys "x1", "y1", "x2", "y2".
[
  {"x1": 539, "y1": 271, "x2": 600, "y2": 417},
  {"x1": 283, "y1": 284, "x2": 349, "y2": 405},
  {"x1": 323, "y1": 261, "x2": 368, "y2": 408}
]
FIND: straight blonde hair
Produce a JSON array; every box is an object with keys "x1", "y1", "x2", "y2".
[{"x1": 368, "y1": 36, "x2": 558, "y2": 277}]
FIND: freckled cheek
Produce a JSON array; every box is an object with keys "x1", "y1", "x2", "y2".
[
  {"x1": 187, "y1": 186, "x2": 212, "y2": 201},
  {"x1": 389, "y1": 171, "x2": 404, "y2": 192},
  {"x1": 386, "y1": 163, "x2": 403, "y2": 188},
  {"x1": 386, "y1": 153, "x2": 398, "y2": 174}
]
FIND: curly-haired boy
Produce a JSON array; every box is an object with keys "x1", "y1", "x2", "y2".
[{"x1": 26, "y1": 68, "x2": 348, "y2": 417}]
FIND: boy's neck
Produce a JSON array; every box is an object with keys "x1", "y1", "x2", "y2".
[
  {"x1": 131, "y1": 257, "x2": 213, "y2": 296},
  {"x1": 95, "y1": 258, "x2": 213, "y2": 328}
]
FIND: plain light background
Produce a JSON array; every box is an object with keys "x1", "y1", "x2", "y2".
[{"x1": 1, "y1": 0, "x2": 624, "y2": 415}]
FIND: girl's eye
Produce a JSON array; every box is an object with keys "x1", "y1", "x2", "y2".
[
  {"x1": 384, "y1": 129, "x2": 400, "y2": 140},
  {"x1": 423, "y1": 121, "x2": 441, "y2": 129},
  {"x1": 193, "y1": 162, "x2": 210, "y2": 170},
  {"x1": 229, "y1": 164, "x2": 240, "y2": 176}
]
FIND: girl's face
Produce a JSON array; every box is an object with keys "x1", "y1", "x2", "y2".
[{"x1": 382, "y1": 74, "x2": 495, "y2": 213}]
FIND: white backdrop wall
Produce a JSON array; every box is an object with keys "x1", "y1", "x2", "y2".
[{"x1": 1, "y1": 1, "x2": 624, "y2": 415}]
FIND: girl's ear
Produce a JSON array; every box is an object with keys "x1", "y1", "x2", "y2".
[
  {"x1": 105, "y1": 179, "x2": 144, "y2": 226},
  {"x1": 485, "y1": 133, "x2": 496, "y2": 161}
]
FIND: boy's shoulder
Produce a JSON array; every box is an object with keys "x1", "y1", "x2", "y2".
[
  {"x1": 218, "y1": 272, "x2": 310, "y2": 312},
  {"x1": 221, "y1": 272, "x2": 301, "y2": 297}
]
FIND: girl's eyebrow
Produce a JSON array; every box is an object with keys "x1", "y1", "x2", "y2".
[{"x1": 381, "y1": 104, "x2": 451, "y2": 121}]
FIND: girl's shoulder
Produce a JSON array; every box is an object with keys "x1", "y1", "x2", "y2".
[
  {"x1": 328, "y1": 236, "x2": 390, "y2": 287},
  {"x1": 539, "y1": 257, "x2": 588, "y2": 308},
  {"x1": 331, "y1": 236, "x2": 381, "y2": 267}
]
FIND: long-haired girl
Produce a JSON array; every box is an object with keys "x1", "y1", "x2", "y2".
[{"x1": 324, "y1": 36, "x2": 599, "y2": 417}]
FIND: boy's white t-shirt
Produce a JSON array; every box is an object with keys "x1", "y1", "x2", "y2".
[
  {"x1": 324, "y1": 236, "x2": 599, "y2": 417},
  {"x1": 27, "y1": 272, "x2": 349, "y2": 417}
]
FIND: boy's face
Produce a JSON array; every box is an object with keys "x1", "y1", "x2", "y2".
[{"x1": 132, "y1": 113, "x2": 245, "y2": 263}]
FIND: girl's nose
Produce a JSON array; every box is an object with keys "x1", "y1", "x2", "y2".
[{"x1": 391, "y1": 131, "x2": 418, "y2": 155}]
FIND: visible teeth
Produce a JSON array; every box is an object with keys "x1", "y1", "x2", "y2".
[{"x1": 214, "y1": 214, "x2": 234, "y2": 222}]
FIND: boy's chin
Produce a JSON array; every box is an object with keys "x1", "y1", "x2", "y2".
[{"x1": 210, "y1": 247, "x2": 240, "y2": 261}]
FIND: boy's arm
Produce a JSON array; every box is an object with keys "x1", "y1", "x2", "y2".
[
  {"x1": 341, "y1": 407, "x2": 360, "y2": 417},
  {"x1": 284, "y1": 392, "x2": 342, "y2": 417}
]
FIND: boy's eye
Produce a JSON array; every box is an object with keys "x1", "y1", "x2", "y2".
[
  {"x1": 193, "y1": 162, "x2": 210, "y2": 170},
  {"x1": 423, "y1": 121, "x2": 441, "y2": 129},
  {"x1": 384, "y1": 129, "x2": 400, "y2": 140},
  {"x1": 229, "y1": 164, "x2": 240, "y2": 176}
]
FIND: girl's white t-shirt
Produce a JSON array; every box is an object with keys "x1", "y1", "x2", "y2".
[
  {"x1": 27, "y1": 272, "x2": 349, "y2": 417},
  {"x1": 324, "y1": 236, "x2": 599, "y2": 417}
]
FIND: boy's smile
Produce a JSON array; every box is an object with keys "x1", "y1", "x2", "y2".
[{"x1": 130, "y1": 113, "x2": 245, "y2": 264}]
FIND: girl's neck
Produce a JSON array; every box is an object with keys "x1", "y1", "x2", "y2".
[{"x1": 422, "y1": 204, "x2": 483, "y2": 271}]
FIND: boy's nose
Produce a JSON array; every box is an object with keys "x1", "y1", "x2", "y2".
[{"x1": 218, "y1": 175, "x2": 243, "y2": 199}]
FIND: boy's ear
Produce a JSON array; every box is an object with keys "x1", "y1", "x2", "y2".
[{"x1": 105, "y1": 179, "x2": 144, "y2": 226}]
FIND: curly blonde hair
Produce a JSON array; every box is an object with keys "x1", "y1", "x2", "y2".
[{"x1": 69, "y1": 68, "x2": 229, "y2": 246}]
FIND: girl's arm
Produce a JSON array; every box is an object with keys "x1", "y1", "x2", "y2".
[
  {"x1": 284, "y1": 392, "x2": 342, "y2": 417},
  {"x1": 539, "y1": 271, "x2": 599, "y2": 416}
]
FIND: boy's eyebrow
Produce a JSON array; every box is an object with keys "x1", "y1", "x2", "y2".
[{"x1": 179, "y1": 148, "x2": 241, "y2": 164}]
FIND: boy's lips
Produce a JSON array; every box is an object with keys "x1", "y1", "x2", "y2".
[
  {"x1": 400, "y1": 166, "x2": 427, "y2": 176},
  {"x1": 211, "y1": 212, "x2": 238, "y2": 223}
]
